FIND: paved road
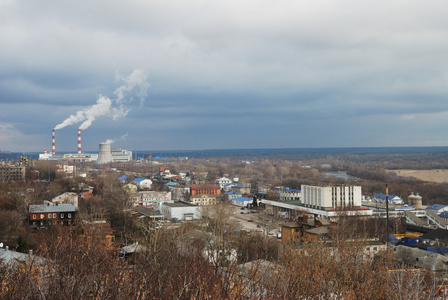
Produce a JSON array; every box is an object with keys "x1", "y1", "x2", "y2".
[{"x1": 228, "y1": 206, "x2": 281, "y2": 237}]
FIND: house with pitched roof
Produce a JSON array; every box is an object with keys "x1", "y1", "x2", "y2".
[
  {"x1": 216, "y1": 177, "x2": 232, "y2": 189},
  {"x1": 373, "y1": 193, "x2": 403, "y2": 205},
  {"x1": 29, "y1": 201, "x2": 76, "y2": 227},
  {"x1": 133, "y1": 178, "x2": 152, "y2": 189}
]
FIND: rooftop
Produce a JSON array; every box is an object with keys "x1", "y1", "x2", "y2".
[
  {"x1": 29, "y1": 201, "x2": 76, "y2": 213},
  {"x1": 233, "y1": 197, "x2": 252, "y2": 202},
  {"x1": 190, "y1": 184, "x2": 220, "y2": 190},
  {"x1": 164, "y1": 202, "x2": 199, "y2": 208},
  {"x1": 373, "y1": 193, "x2": 401, "y2": 200},
  {"x1": 426, "y1": 204, "x2": 447, "y2": 210}
]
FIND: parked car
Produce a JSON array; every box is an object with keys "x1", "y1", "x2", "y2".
[{"x1": 248, "y1": 220, "x2": 254, "y2": 222}]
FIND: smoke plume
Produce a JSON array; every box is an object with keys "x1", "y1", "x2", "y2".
[
  {"x1": 103, "y1": 133, "x2": 128, "y2": 144},
  {"x1": 54, "y1": 70, "x2": 149, "y2": 130}
]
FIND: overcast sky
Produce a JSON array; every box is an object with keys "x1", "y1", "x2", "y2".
[{"x1": 2, "y1": 0, "x2": 448, "y2": 152}]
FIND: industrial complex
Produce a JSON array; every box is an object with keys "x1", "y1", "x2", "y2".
[{"x1": 38, "y1": 129, "x2": 132, "y2": 163}]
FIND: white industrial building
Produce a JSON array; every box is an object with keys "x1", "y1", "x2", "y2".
[
  {"x1": 279, "y1": 189, "x2": 301, "y2": 202},
  {"x1": 160, "y1": 202, "x2": 202, "y2": 220},
  {"x1": 301, "y1": 185, "x2": 362, "y2": 211},
  {"x1": 111, "y1": 149, "x2": 133, "y2": 162}
]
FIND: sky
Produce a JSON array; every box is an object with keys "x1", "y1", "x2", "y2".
[{"x1": 2, "y1": 0, "x2": 448, "y2": 152}]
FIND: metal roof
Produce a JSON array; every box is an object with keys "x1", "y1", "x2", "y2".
[
  {"x1": 29, "y1": 201, "x2": 76, "y2": 213},
  {"x1": 233, "y1": 197, "x2": 252, "y2": 202},
  {"x1": 426, "y1": 204, "x2": 447, "y2": 210}
]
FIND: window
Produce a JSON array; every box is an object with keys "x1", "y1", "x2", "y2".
[
  {"x1": 40, "y1": 214, "x2": 44, "y2": 219},
  {"x1": 373, "y1": 247, "x2": 377, "y2": 251},
  {"x1": 366, "y1": 247, "x2": 370, "y2": 252},
  {"x1": 48, "y1": 213, "x2": 52, "y2": 219},
  {"x1": 68, "y1": 213, "x2": 71, "y2": 219},
  {"x1": 53, "y1": 213, "x2": 56, "y2": 218},
  {"x1": 60, "y1": 214, "x2": 64, "y2": 219},
  {"x1": 32, "y1": 214, "x2": 36, "y2": 219}
]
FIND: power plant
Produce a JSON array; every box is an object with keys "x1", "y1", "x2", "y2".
[
  {"x1": 39, "y1": 130, "x2": 132, "y2": 163},
  {"x1": 97, "y1": 143, "x2": 113, "y2": 164}
]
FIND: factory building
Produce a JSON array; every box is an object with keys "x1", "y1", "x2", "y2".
[
  {"x1": 301, "y1": 184, "x2": 362, "y2": 211},
  {"x1": 110, "y1": 149, "x2": 132, "y2": 162}
]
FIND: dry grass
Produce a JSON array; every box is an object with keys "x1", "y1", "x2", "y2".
[{"x1": 387, "y1": 169, "x2": 448, "y2": 183}]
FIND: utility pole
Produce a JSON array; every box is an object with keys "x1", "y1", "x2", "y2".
[{"x1": 386, "y1": 184, "x2": 389, "y2": 241}]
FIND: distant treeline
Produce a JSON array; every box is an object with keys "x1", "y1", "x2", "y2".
[{"x1": 140, "y1": 146, "x2": 448, "y2": 160}]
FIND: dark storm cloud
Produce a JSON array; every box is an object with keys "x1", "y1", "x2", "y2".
[{"x1": 2, "y1": 0, "x2": 448, "y2": 151}]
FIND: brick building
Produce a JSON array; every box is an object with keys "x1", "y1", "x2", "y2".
[{"x1": 190, "y1": 184, "x2": 221, "y2": 196}]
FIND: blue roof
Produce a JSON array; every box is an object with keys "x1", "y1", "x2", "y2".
[
  {"x1": 233, "y1": 197, "x2": 252, "y2": 202},
  {"x1": 133, "y1": 178, "x2": 148, "y2": 182},
  {"x1": 374, "y1": 193, "x2": 400, "y2": 200},
  {"x1": 225, "y1": 191, "x2": 241, "y2": 195},
  {"x1": 440, "y1": 212, "x2": 448, "y2": 218},
  {"x1": 165, "y1": 182, "x2": 179, "y2": 186},
  {"x1": 426, "y1": 204, "x2": 447, "y2": 210},
  {"x1": 118, "y1": 175, "x2": 127, "y2": 181},
  {"x1": 233, "y1": 185, "x2": 249, "y2": 188},
  {"x1": 285, "y1": 189, "x2": 301, "y2": 193}
]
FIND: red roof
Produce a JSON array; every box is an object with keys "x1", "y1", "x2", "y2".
[{"x1": 190, "y1": 184, "x2": 220, "y2": 190}]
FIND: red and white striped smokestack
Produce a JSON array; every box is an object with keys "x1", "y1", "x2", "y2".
[
  {"x1": 78, "y1": 129, "x2": 81, "y2": 154},
  {"x1": 52, "y1": 129, "x2": 55, "y2": 155}
]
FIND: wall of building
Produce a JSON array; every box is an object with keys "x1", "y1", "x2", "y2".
[
  {"x1": 190, "y1": 195, "x2": 218, "y2": 205},
  {"x1": 161, "y1": 203, "x2": 202, "y2": 220},
  {"x1": 301, "y1": 185, "x2": 361, "y2": 210},
  {"x1": 0, "y1": 164, "x2": 25, "y2": 181}
]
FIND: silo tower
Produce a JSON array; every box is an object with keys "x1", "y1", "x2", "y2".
[
  {"x1": 97, "y1": 143, "x2": 113, "y2": 164},
  {"x1": 408, "y1": 192, "x2": 422, "y2": 209}
]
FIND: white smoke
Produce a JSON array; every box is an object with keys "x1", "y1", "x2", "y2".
[
  {"x1": 103, "y1": 133, "x2": 128, "y2": 144},
  {"x1": 54, "y1": 70, "x2": 149, "y2": 130},
  {"x1": 114, "y1": 69, "x2": 149, "y2": 106}
]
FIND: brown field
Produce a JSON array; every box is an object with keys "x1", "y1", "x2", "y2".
[{"x1": 387, "y1": 169, "x2": 448, "y2": 183}]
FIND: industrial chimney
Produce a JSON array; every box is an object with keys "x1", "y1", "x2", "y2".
[
  {"x1": 97, "y1": 143, "x2": 113, "y2": 164},
  {"x1": 78, "y1": 129, "x2": 82, "y2": 154},
  {"x1": 52, "y1": 129, "x2": 56, "y2": 155}
]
